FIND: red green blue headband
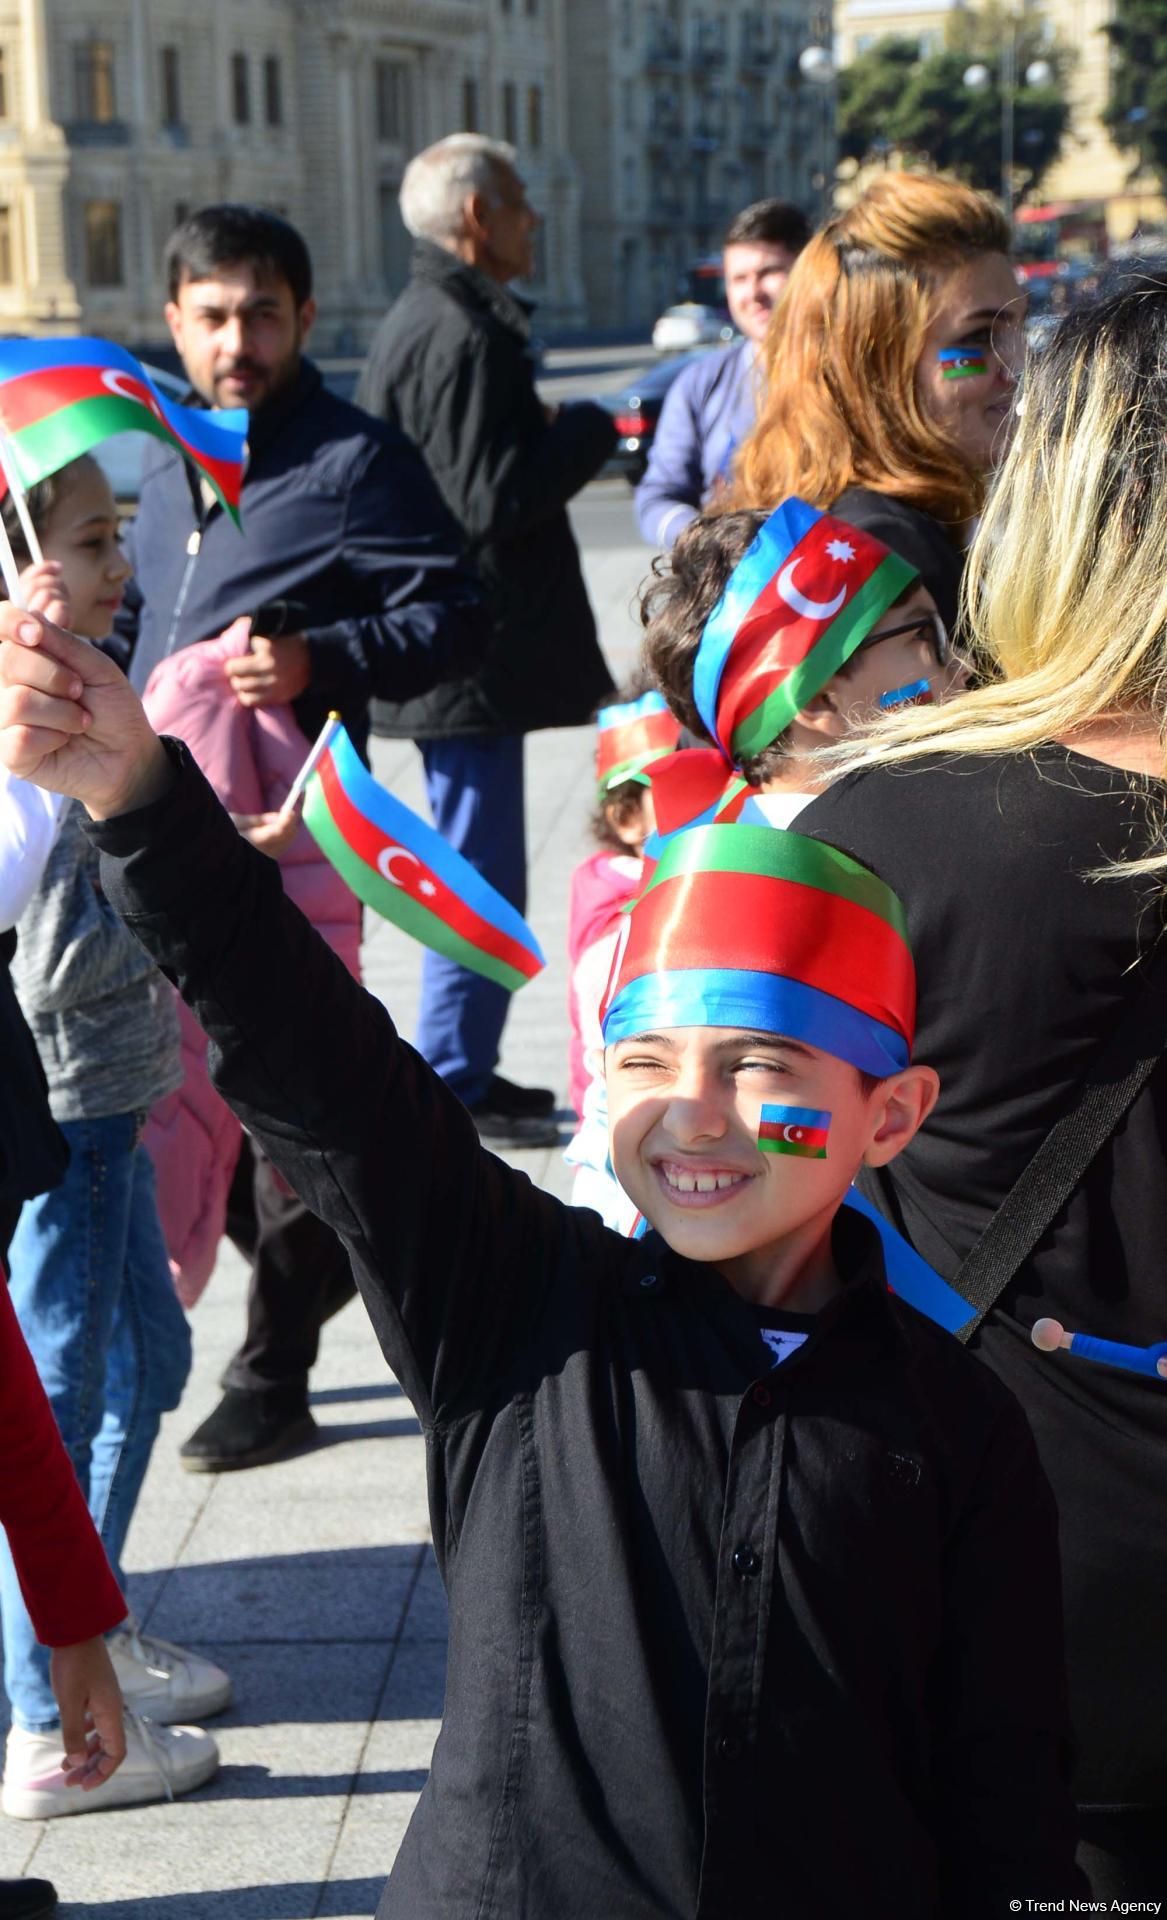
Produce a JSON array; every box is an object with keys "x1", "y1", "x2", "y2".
[
  {"x1": 601, "y1": 823, "x2": 915, "y2": 1077},
  {"x1": 693, "y1": 497, "x2": 918, "y2": 763},
  {"x1": 595, "y1": 690, "x2": 681, "y2": 794}
]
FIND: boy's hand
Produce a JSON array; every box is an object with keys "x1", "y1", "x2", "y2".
[
  {"x1": 51, "y1": 1635, "x2": 126, "y2": 1789},
  {"x1": 20, "y1": 560, "x2": 71, "y2": 630},
  {"x1": 0, "y1": 603, "x2": 172, "y2": 818},
  {"x1": 224, "y1": 632, "x2": 310, "y2": 708},
  {"x1": 230, "y1": 808, "x2": 301, "y2": 858}
]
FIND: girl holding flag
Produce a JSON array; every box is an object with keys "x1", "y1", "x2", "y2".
[{"x1": 0, "y1": 456, "x2": 224, "y2": 1820}]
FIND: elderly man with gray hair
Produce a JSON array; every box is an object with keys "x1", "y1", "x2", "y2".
[{"x1": 358, "y1": 135, "x2": 617, "y2": 1147}]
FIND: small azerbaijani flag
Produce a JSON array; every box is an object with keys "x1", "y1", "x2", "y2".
[
  {"x1": 937, "y1": 347, "x2": 988, "y2": 381},
  {"x1": 693, "y1": 498, "x2": 917, "y2": 763},
  {"x1": 0, "y1": 339, "x2": 248, "y2": 524},
  {"x1": 758, "y1": 1104, "x2": 831, "y2": 1158},
  {"x1": 595, "y1": 690, "x2": 680, "y2": 794},
  {"x1": 302, "y1": 722, "x2": 544, "y2": 992}
]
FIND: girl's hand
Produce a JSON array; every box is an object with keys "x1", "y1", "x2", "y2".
[
  {"x1": 230, "y1": 809, "x2": 301, "y2": 859},
  {"x1": 19, "y1": 561, "x2": 71, "y2": 630},
  {"x1": 0, "y1": 603, "x2": 171, "y2": 818},
  {"x1": 50, "y1": 1635, "x2": 127, "y2": 1789}
]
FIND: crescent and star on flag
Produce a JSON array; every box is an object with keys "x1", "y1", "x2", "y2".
[
  {"x1": 773, "y1": 535, "x2": 856, "y2": 624},
  {"x1": 376, "y1": 844, "x2": 439, "y2": 898}
]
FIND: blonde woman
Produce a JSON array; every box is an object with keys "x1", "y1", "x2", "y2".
[
  {"x1": 800, "y1": 275, "x2": 1167, "y2": 1896},
  {"x1": 733, "y1": 172, "x2": 1025, "y2": 634}
]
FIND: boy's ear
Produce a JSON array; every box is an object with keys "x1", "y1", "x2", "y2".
[
  {"x1": 862, "y1": 1065, "x2": 939, "y2": 1168},
  {"x1": 794, "y1": 685, "x2": 850, "y2": 740}
]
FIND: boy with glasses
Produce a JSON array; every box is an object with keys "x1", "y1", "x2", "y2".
[{"x1": 643, "y1": 500, "x2": 966, "y2": 832}]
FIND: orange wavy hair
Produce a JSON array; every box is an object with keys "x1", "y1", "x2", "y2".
[{"x1": 731, "y1": 172, "x2": 1010, "y2": 531}]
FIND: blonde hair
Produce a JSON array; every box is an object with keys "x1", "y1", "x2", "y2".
[
  {"x1": 824, "y1": 272, "x2": 1167, "y2": 878},
  {"x1": 732, "y1": 172, "x2": 1009, "y2": 531}
]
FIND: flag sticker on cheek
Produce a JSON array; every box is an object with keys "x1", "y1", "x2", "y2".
[
  {"x1": 758, "y1": 1104, "x2": 831, "y2": 1158},
  {"x1": 879, "y1": 677, "x2": 934, "y2": 711},
  {"x1": 938, "y1": 346, "x2": 988, "y2": 380}
]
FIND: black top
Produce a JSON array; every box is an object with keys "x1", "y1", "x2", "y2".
[
  {"x1": 88, "y1": 744, "x2": 1082, "y2": 1919},
  {"x1": 112, "y1": 359, "x2": 489, "y2": 756},
  {"x1": 802, "y1": 745, "x2": 1167, "y2": 1806},
  {"x1": 359, "y1": 241, "x2": 617, "y2": 739},
  {"x1": 831, "y1": 486, "x2": 965, "y2": 639},
  {"x1": 0, "y1": 932, "x2": 67, "y2": 1244}
]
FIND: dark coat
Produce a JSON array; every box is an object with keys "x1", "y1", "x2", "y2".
[
  {"x1": 358, "y1": 241, "x2": 617, "y2": 739},
  {"x1": 0, "y1": 935, "x2": 67, "y2": 1250},
  {"x1": 113, "y1": 360, "x2": 489, "y2": 755},
  {"x1": 91, "y1": 743, "x2": 1084, "y2": 1920}
]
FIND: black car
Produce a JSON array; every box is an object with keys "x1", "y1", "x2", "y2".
[{"x1": 600, "y1": 348, "x2": 718, "y2": 485}]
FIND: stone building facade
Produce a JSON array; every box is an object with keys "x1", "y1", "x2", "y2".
[
  {"x1": 0, "y1": 0, "x2": 586, "y2": 350},
  {"x1": 563, "y1": 1, "x2": 831, "y2": 329}
]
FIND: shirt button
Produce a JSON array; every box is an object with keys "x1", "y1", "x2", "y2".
[
  {"x1": 639, "y1": 1272, "x2": 659, "y2": 1291},
  {"x1": 751, "y1": 1384, "x2": 772, "y2": 1408},
  {"x1": 732, "y1": 1544, "x2": 761, "y2": 1578},
  {"x1": 716, "y1": 1731, "x2": 743, "y2": 1762}
]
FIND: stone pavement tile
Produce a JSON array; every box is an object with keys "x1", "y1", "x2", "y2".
[
  {"x1": 397, "y1": 1551, "x2": 448, "y2": 1644},
  {"x1": 173, "y1": 1473, "x2": 430, "y2": 1561},
  {"x1": 141, "y1": 1542, "x2": 420, "y2": 1648}
]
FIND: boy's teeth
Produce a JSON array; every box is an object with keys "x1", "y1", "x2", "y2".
[
  {"x1": 695, "y1": 1175, "x2": 717, "y2": 1193},
  {"x1": 672, "y1": 1172, "x2": 696, "y2": 1193},
  {"x1": 663, "y1": 1167, "x2": 740, "y2": 1194}
]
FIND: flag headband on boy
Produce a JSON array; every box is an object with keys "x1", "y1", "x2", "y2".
[
  {"x1": 600, "y1": 822, "x2": 915, "y2": 1078},
  {"x1": 595, "y1": 690, "x2": 681, "y2": 795},
  {"x1": 643, "y1": 498, "x2": 918, "y2": 853}
]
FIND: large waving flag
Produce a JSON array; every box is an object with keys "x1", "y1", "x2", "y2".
[
  {"x1": 302, "y1": 722, "x2": 544, "y2": 992},
  {"x1": 0, "y1": 339, "x2": 247, "y2": 523}
]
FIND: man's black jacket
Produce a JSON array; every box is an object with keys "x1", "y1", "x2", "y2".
[
  {"x1": 358, "y1": 241, "x2": 617, "y2": 739},
  {"x1": 113, "y1": 360, "x2": 489, "y2": 754},
  {"x1": 89, "y1": 747, "x2": 1083, "y2": 1920}
]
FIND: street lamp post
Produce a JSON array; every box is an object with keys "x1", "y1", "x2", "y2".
[
  {"x1": 798, "y1": 44, "x2": 836, "y2": 223},
  {"x1": 964, "y1": 26, "x2": 1052, "y2": 222}
]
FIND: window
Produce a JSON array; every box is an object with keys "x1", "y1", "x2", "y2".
[
  {"x1": 375, "y1": 60, "x2": 410, "y2": 143},
  {"x1": 160, "y1": 46, "x2": 181, "y2": 127},
  {"x1": 622, "y1": 78, "x2": 636, "y2": 132},
  {"x1": 526, "y1": 0, "x2": 539, "y2": 11},
  {"x1": 526, "y1": 83, "x2": 542, "y2": 150},
  {"x1": 0, "y1": 207, "x2": 13, "y2": 285},
  {"x1": 231, "y1": 53, "x2": 250, "y2": 125},
  {"x1": 502, "y1": 80, "x2": 518, "y2": 145},
  {"x1": 380, "y1": 182, "x2": 412, "y2": 287},
  {"x1": 263, "y1": 55, "x2": 282, "y2": 127},
  {"x1": 84, "y1": 199, "x2": 123, "y2": 286},
  {"x1": 75, "y1": 39, "x2": 116, "y2": 122},
  {"x1": 0, "y1": 50, "x2": 9, "y2": 122},
  {"x1": 173, "y1": 200, "x2": 190, "y2": 229},
  {"x1": 462, "y1": 76, "x2": 479, "y2": 132}
]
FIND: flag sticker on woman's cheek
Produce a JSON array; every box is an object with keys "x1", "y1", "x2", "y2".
[
  {"x1": 758, "y1": 1105, "x2": 831, "y2": 1158},
  {"x1": 938, "y1": 346, "x2": 988, "y2": 379}
]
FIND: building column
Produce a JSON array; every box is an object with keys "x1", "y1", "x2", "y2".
[{"x1": 17, "y1": 0, "x2": 81, "y2": 329}]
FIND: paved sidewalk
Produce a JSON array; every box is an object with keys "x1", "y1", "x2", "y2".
[{"x1": 0, "y1": 484, "x2": 647, "y2": 1917}]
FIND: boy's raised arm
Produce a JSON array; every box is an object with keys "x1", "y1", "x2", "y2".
[{"x1": 0, "y1": 606, "x2": 560, "y2": 1424}]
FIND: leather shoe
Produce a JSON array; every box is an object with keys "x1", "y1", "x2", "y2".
[
  {"x1": 0, "y1": 1879, "x2": 57, "y2": 1920},
  {"x1": 179, "y1": 1388, "x2": 316, "y2": 1473},
  {"x1": 486, "y1": 1074, "x2": 556, "y2": 1117}
]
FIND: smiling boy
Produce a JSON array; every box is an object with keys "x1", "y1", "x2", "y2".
[{"x1": 0, "y1": 607, "x2": 1084, "y2": 1918}]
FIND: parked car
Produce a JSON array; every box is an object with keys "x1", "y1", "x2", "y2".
[
  {"x1": 651, "y1": 303, "x2": 736, "y2": 353},
  {"x1": 599, "y1": 347, "x2": 721, "y2": 485}
]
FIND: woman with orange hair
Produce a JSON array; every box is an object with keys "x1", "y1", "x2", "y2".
[{"x1": 733, "y1": 171, "x2": 1024, "y2": 635}]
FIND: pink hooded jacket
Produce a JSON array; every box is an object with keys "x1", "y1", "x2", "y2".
[{"x1": 142, "y1": 619, "x2": 362, "y2": 1305}]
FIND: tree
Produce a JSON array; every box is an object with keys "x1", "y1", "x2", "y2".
[
  {"x1": 836, "y1": 14, "x2": 1071, "y2": 200},
  {"x1": 1103, "y1": 0, "x2": 1167, "y2": 188}
]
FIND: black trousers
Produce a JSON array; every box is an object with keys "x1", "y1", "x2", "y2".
[
  {"x1": 1078, "y1": 1806, "x2": 1167, "y2": 1899},
  {"x1": 221, "y1": 1135, "x2": 356, "y2": 1401}
]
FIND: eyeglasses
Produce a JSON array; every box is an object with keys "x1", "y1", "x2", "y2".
[{"x1": 859, "y1": 611, "x2": 949, "y2": 667}]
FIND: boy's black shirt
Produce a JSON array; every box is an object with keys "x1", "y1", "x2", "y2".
[{"x1": 88, "y1": 746, "x2": 1083, "y2": 1920}]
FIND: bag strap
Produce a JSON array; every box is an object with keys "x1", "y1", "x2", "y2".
[{"x1": 953, "y1": 932, "x2": 1167, "y2": 1343}]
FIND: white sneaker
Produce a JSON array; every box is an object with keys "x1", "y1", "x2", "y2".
[
  {"x1": 2, "y1": 1709, "x2": 219, "y2": 1819},
  {"x1": 107, "y1": 1622, "x2": 232, "y2": 1722}
]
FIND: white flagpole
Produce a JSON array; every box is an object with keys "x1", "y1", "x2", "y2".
[
  {"x1": 278, "y1": 711, "x2": 342, "y2": 823},
  {"x1": 0, "y1": 429, "x2": 43, "y2": 567},
  {"x1": 0, "y1": 506, "x2": 25, "y2": 606}
]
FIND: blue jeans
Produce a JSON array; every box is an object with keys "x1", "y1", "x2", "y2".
[
  {"x1": 0, "y1": 1114, "x2": 192, "y2": 1730},
  {"x1": 415, "y1": 735, "x2": 527, "y2": 1105}
]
